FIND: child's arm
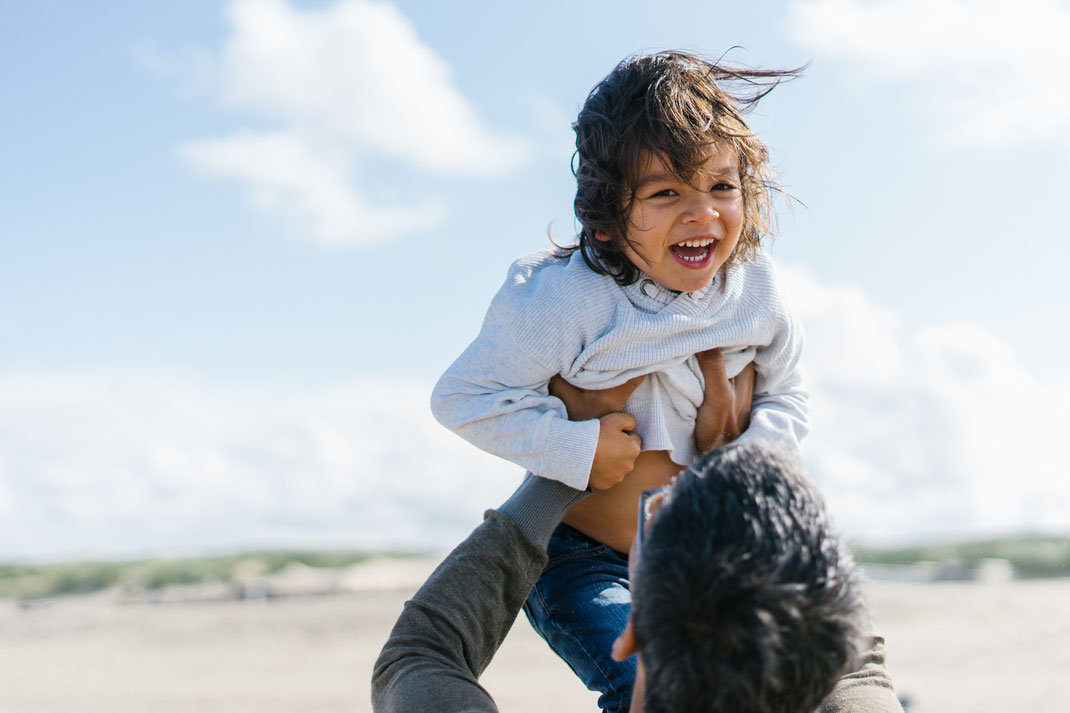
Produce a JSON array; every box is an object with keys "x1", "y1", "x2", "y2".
[
  {"x1": 432, "y1": 326, "x2": 644, "y2": 491},
  {"x1": 705, "y1": 253, "x2": 808, "y2": 451},
  {"x1": 431, "y1": 348, "x2": 593, "y2": 490},
  {"x1": 431, "y1": 262, "x2": 642, "y2": 491},
  {"x1": 736, "y1": 299, "x2": 809, "y2": 450}
]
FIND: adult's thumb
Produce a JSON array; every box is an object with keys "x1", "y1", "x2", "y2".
[{"x1": 697, "y1": 347, "x2": 726, "y2": 376}]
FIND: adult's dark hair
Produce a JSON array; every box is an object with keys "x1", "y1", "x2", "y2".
[
  {"x1": 569, "y1": 51, "x2": 800, "y2": 285},
  {"x1": 633, "y1": 442, "x2": 865, "y2": 713}
]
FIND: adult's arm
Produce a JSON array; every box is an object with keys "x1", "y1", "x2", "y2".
[
  {"x1": 692, "y1": 350, "x2": 906, "y2": 712},
  {"x1": 694, "y1": 348, "x2": 754, "y2": 452},
  {"x1": 548, "y1": 348, "x2": 753, "y2": 456},
  {"x1": 374, "y1": 373, "x2": 638, "y2": 711},
  {"x1": 371, "y1": 477, "x2": 587, "y2": 713},
  {"x1": 820, "y1": 636, "x2": 904, "y2": 713}
]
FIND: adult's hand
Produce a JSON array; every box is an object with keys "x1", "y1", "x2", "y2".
[
  {"x1": 694, "y1": 348, "x2": 754, "y2": 453},
  {"x1": 549, "y1": 374, "x2": 644, "y2": 422}
]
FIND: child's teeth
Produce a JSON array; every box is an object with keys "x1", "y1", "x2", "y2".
[{"x1": 679, "y1": 245, "x2": 711, "y2": 262}]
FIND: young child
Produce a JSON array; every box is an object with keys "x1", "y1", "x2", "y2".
[{"x1": 431, "y1": 51, "x2": 807, "y2": 712}]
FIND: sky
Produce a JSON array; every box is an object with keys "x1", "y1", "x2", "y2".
[{"x1": 2, "y1": 0, "x2": 1069, "y2": 561}]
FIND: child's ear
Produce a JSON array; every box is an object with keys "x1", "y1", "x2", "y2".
[
  {"x1": 611, "y1": 615, "x2": 639, "y2": 661},
  {"x1": 594, "y1": 230, "x2": 612, "y2": 243}
]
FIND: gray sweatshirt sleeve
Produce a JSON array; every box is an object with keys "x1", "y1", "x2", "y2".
[
  {"x1": 429, "y1": 256, "x2": 601, "y2": 491},
  {"x1": 430, "y1": 325, "x2": 601, "y2": 490},
  {"x1": 820, "y1": 636, "x2": 905, "y2": 713},
  {"x1": 371, "y1": 478, "x2": 588, "y2": 713}
]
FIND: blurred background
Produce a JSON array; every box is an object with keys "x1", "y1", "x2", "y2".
[
  {"x1": 2, "y1": 0, "x2": 1069, "y2": 563},
  {"x1": 4, "y1": 3, "x2": 1070, "y2": 712}
]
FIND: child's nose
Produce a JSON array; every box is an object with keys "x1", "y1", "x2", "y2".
[{"x1": 683, "y1": 194, "x2": 720, "y2": 224}]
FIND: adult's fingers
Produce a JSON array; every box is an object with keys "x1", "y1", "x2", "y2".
[
  {"x1": 697, "y1": 348, "x2": 734, "y2": 406},
  {"x1": 548, "y1": 374, "x2": 582, "y2": 401},
  {"x1": 730, "y1": 362, "x2": 755, "y2": 433},
  {"x1": 600, "y1": 373, "x2": 646, "y2": 411},
  {"x1": 617, "y1": 373, "x2": 646, "y2": 397},
  {"x1": 696, "y1": 347, "x2": 727, "y2": 380}
]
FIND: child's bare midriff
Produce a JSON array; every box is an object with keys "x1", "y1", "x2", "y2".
[{"x1": 562, "y1": 450, "x2": 682, "y2": 554}]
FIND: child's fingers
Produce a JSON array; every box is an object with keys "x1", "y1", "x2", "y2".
[
  {"x1": 612, "y1": 413, "x2": 642, "y2": 454},
  {"x1": 603, "y1": 410, "x2": 637, "y2": 433},
  {"x1": 590, "y1": 412, "x2": 642, "y2": 489}
]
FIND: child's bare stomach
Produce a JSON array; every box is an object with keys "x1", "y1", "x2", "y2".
[{"x1": 562, "y1": 450, "x2": 682, "y2": 554}]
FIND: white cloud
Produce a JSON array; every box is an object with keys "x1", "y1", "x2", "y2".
[
  {"x1": 3, "y1": 273, "x2": 1067, "y2": 560},
  {"x1": 215, "y1": 0, "x2": 528, "y2": 175},
  {"x1": 0, "y1": 369, "x2": 517, "y2": 561},
  {"x1": 782, "y1": 266, "x2": 1070, "y2": 544},
  {"x1": 179, "y1": 130, "x2": 445, "y2": 247},
  {"x1": 173, "y1": 0, "x2": 529, "y2": 246},
  {"x1": 788, "y1": 0, "x2": 1070, "y2": 154}
]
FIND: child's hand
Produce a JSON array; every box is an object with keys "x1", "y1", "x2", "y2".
[
  {"x1": 548, "y1": 374, "x2": 645, "y2": 490},
  {"x1": 590, "y1": 412, "x2": 642, "y2": 490},
  {"x1": 549, "y1": 374, "x2": 645, "y2": 422},
  {"x1": 694, "y1": 348, "x2": 754, "y2": 453}
]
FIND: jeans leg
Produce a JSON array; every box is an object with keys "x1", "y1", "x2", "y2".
[{"x1": 523, "y1": 524, "x2": 636, "y2": 713}]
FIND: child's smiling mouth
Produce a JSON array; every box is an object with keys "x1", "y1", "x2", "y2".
[{"x1": 669, "y1": 237, "x2": 718, "y2": 266}]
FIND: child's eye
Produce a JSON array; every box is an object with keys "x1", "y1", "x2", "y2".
[
  {"x1": 711, "y1": 182, "x2": 738, "y2": 192},
  {"x1": 650, "y1": 188, "x2": 678, "y2": 198}
]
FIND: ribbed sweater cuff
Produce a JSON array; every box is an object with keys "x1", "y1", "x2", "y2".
[
  {"x1": 540, "y1": 417, "x2": 600, "y2": 490},
  {"x1": 495, "y1": 474, "x2": 590, "y2": 550}
]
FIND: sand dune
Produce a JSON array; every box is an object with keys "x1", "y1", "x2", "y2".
[{"x1": 1, "y1": 560, "x2": 1067, "y2": 713}]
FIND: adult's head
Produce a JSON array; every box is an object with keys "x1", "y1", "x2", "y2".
[{"x1": 618, "y1": 442, "x2": 866, "y2": 713}]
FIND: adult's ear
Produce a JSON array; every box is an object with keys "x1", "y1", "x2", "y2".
[
  {"x1": 612, "y1": 614, "x2": 639, "y2": 661},
  {"x1": 594, "y1": 230, "x2": 612, "y2": 243}
]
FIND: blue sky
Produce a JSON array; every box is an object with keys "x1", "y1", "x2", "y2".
[{"x1": 2, "y1": 0, "x2": 1069, "y2": 560}]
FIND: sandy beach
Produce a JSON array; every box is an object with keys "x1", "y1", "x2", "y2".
[{"x1": 1, "y1": 560, "x2": 1068, "y2": 713}]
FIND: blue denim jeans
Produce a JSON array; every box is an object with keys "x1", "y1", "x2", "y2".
[{"x1": 522, "y1": 524, "x2": 636, "y2": 713}]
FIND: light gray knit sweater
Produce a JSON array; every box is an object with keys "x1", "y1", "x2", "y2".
[{"x1": 431, "y1": 248, "x2": 808, "y2": 490}]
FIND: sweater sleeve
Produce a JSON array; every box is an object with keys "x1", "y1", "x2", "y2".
[
  {"x1": 734, "y1": 259, "x2": 810, "y2": 451},
  {"x1": 371, "y1": 477, "x2": 586, "y2": 713},
  {"x1": 819, "y1": 636, "x2": 904, "y2": 713},
  {"x1": 371, "y1": 512, "x2": 548, "y2": 713},
  {"x1": 430, "y1": 257, "x2": 601, "y2": 490}
]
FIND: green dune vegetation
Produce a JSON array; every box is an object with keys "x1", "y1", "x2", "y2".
[
  {"x1": 0, "y1": 549, "x2": 414, "y2": 601},
  {"x1": 853, "y1": 535, "x2": 1070, "y2": 579},
  {"x1": 3, "y1": 536, "x2": 1069, "y2": 601}
]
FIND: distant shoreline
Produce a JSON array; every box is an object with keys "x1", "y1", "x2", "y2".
[{"x1": 5, "y1": 534, "x2": 1070, "y2": 602}]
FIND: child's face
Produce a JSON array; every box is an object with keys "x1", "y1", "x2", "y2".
[{"x1": 600, "y1": 145, "x2": 743, "y2": 294}]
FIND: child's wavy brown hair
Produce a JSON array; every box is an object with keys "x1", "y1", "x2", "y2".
[{"x1": 569, "y1": 51, "x2": 801, "y2": 285}]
